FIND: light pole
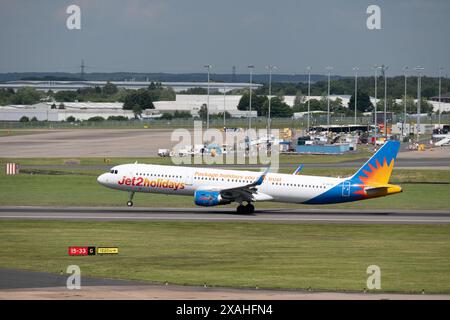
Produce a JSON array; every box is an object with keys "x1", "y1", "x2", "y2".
[
  {"x1": 414, "y1": 66, "x2": 424, "y2": 142},
  {"x1": 372, "y1": 65, "x2": 380, "y2": 138},
  {"x1": 306, "y1": 66, "x2": 312, "y2": 134},
  {"x1": 372, "y1": 65, "x2": 384, "y2": 141},
  {"x1": 204, "y1": 64, "x2": 212, "y2": 129},
  {"x1": 223, "y1": 83, "x2": 226, "y2": 127},
  {"x1": 383, "y1": 65, "x2": 388, "y2": 139},
  {"x1": 248, "y1": 65, "x2": 254, "y2": 131},
  {"x1": 438, "y1": 67, "x2": 443, "y2": 129},
  {"x1": 325, "y1": 66, "x2": 333, "y2": 129},
  {"x1": 353, "y1": 67, "x2": 359, "y2": 125},
  {"x1": 266, "y1": 65, "x2": 277, "y2": 138},
  {"x1": 403, "y1": 66, "x2": 408, "y2": 138}
]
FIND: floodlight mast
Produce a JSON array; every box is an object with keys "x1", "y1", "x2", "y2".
[
  {"x1": 325, "y1": 66, "x2": 333, "y2": 131},
  {"x1": 204, "y1": 64, "x2": 212, "y2": 129},
  {"x1": 306, "y1": 66, "x2": 312, "y2": 134},
  {"x1": 414, "y1": 66, "x2": 425, "y2": 141},
  {"x1": 353, "y1": 67, "x2": 359, "y2": 125},
  {"x1": 248, "y1": 65, "x2": 255, "y2": 131}
]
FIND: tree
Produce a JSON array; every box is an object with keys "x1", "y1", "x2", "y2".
[
  {"x1": 198, "y1": 104, "x2": 207, "y2": 120},
  {"x1": 66, "y1": 116, "x2": 76, "y2": 122},
  {"x1": 308, "y1": 98, "x2": 327, "y2": 111},
  {"x1": 261, "y1": 97, "x2": 293, "y2": 118},
  {"x1": 348, "y1": 90, "x2": 373, "y2": 113},
  {"x1": 103, "y1": 82, "x2": 118, "y2": 96},
  {"x1": 293, "y1": 91, "x2": 305, "y2": 109},
  {"x1": 132, "y1": 105, "x2": 142, "y2": 119},
  {"x1": 237, "y1": 93, "x2": 268, "y2": 116},
  {"x1": 123, "y1": 89, "x2": 155, "y2": 110},
  {"x1": 55, "y1": 90, "x2": 78, "y2": 102},
  {"x1": 330, "y1": 97, "x2": 343, "y2": 112},
  {"x1": 12, "y1": 87, "x2": 42, "y2": 105},
  {"x1": 87, "y1": 116, "x2": 105, "y2": 121},
  {"x1": 376, "y1": 98, "x2": 399, "y2": 116},
  {"x1": 417, "y1": 98, "x2": 434, "y2": 114},
  {"x1": 19, "y1": 116, "x2": 30, "y2": 122},
  {"x1": 0, "y1": 88, "x2": 15, "y2": 105},
  {"x1": 173, "y1": 111, "x2": 192, "y2": 119},
  {"x1": 30, "y1": 116, "x2": 38, "y2": 122},
  {"x1": 179, "y1": 87, "x2": 208, "y2": 95},
  {"x1": 402, "y1": 95, "x2": 416, "y2": 115},
  {"x1": 217, "y1": 111, "x2": 232, "y2": 119},
  {"x1": 107, "y1": 115, "x2": 128, "y2": 121},
  {"x1": 161, "y1": 113, "x2": 173, "y2": 120}
]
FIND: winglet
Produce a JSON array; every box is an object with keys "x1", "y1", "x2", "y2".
[
  {"x1": 293, "y1": 164, "x2": 304, "y2": 175},
  {"x1": 254, "y1": 167, "x2": 270, "y2": 186}
]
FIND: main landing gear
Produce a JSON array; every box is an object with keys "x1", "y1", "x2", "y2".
[
  {"x1": 127, "y1": 191, "x2": 135, "y2": 207},
  {"x1": 237, "y1": 203, "x2": 255, "y2": 214}
]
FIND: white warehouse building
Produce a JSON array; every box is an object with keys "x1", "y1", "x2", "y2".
[
  {"x1": 0, "y1": 95, "x2": 258, "y2": 121},
  {"x1": 1, "y1": 94, "x2": 447, "y2": 121}
]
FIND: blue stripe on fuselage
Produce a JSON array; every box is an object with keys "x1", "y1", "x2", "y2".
[{"x1": 303, "y1": 180, "x2": 364, "y2": 204}]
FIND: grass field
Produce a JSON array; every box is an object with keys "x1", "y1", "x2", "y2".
[
  {"x1": 1, "y1": 168, "x2": 449, "y2": 209},
  {"x1": 1, "y1": 155, "x2": 449, "y2": 294},
  {"x1": 0, "y1": 220, "x2": 449, "y2": 293}
]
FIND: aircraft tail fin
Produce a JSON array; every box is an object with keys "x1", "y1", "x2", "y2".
[{"x1": 350, "y1": 141, "x2": 400, "y2": 185}]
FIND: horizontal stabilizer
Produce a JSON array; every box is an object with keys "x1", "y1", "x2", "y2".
[{"x1": 363, "y1": 183, "x2": 402, "y2": 196}]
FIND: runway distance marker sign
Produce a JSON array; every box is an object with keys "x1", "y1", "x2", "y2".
[
  {"x1": 97, "y1": 247, "x2": 119, "y2": 255},
  {"x1": 68, "y1": 246, "x2": 96, "y2": 256}
]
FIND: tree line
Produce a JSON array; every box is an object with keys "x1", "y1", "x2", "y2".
[
  {"x1": 1, "y1": 77, "x2": 446, "y2": 120},
  {"x1": 253, "y1": 75, "x2": 449, "y2": 99}
]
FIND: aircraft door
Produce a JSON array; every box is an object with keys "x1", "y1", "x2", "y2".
[
  {"x1": 185, "y1": 172, "x2": 193, "y2": 186},
  {"x1": 342, "y1": 181, "x2": 351, "y2": 197}
]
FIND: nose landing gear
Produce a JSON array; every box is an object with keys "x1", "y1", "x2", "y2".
[{"x1": 127, "y1": 192, "x2": 135, "y2": 207}]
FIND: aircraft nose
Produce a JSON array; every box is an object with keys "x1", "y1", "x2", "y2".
[{"x1": 97, "y1": 173, "x2": 108, "y2": 185}]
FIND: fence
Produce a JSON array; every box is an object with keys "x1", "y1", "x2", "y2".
[{"x1": 1, "y1": 114, "x2": 449, "y2": 130}]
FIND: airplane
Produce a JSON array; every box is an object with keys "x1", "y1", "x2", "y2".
[{"x1": 97, "y1": 140, "x2": 402, "y2": 214}]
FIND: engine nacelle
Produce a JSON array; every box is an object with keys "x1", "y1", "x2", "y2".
[{"x1": 194, "y1": 190, "x2": 230, "y2": 207}]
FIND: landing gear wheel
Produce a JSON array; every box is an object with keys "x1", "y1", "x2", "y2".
[
  {"x1": 127, "y1": 191, "x2": 135, "y2": 207},
  {"x1": 245, "y1": 203, "x2": 255, "y2": 214},
  {"x1": 237, "y1": 204, "x2": 254, "y2": 214}
]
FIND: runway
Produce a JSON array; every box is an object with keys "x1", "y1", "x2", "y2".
[{"x1": 1, "y1": 206, "x2": 450, "y2": 224}]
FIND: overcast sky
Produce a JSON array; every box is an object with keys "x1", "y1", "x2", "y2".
[{"x1": 0, "y1": 0, "x2": 448, "y2": 76}]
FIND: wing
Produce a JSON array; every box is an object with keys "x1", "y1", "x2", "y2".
[{"x1": 217, "y1": 167, "x2": 270, "y2": 203}]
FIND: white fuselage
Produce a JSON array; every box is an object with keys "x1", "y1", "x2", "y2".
[{"x1": 97, "y1": 164, "x2": 344, "y2": 204}]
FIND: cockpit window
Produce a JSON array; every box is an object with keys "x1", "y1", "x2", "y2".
[
  {"x1": 110, "y1": 170, "x2": 114, "y2": 174},
  {"x1": 110, "y1": 170, "x2": 119, "y2": 174},
  {"x1": 115, "y1": 170, "x2": 118, "y2": 174}
]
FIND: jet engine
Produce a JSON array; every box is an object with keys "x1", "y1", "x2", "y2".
[{"x1": 194, "y1": 190, "x2": 231, "y2": 206}]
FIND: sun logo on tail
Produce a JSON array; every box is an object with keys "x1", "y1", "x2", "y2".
[{"x1": 353, "y1": 157, "x2": 395, "y2": 196}]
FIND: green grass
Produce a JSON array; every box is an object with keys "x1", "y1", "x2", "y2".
[
  {"x1": 0, "y1": 220, "x2": 449, "y2": 293},
  {"x1": 0, "y1": 169, "x2": 449, "y2": 209}
]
